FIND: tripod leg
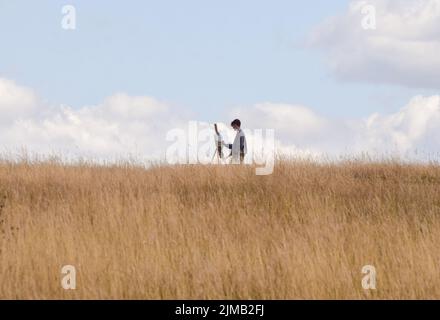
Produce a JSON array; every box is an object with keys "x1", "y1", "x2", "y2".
[{"x1": 211, "y1": 148, "x2": 218, "y2": 163}]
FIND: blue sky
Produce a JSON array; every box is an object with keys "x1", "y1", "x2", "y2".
[
  {"x1": 0, "y1": 0, "x2": 435, "y2": 121},
  {"x1": 1, "y1": 0, "x2": 440, "y2": 160}
]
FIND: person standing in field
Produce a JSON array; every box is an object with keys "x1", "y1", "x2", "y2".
[{"x1": 223, "y1": 119, "x2": 247, "y2": 164}]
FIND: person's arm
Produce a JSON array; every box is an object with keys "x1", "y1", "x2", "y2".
[
  {"x1": 240, "y1": 136, "x2": 245, "y2": 153},
  {"x1": 223, "y1": 141, "x2": 233, "y2": 149}
]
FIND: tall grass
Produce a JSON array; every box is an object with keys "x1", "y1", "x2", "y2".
[{"x1": 1, "y1": 159, "x2": 440, "y2": 299}]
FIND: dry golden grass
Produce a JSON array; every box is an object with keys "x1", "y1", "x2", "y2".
[{"x1": 1, "y1": 159, "x2": 440, "y2": 299}]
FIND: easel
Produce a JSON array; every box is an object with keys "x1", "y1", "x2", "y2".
[{"x1": 211, "y1": 124, "x2": 224, "y2": 164}]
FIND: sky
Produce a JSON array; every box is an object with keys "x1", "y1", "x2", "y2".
[{"x1": 1, "y1": 0, "x2": 440, "y2": 161}]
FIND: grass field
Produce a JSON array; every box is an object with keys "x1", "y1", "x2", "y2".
[{"x1": 1, "y1": 159, "x2": 440, "y2": 299}]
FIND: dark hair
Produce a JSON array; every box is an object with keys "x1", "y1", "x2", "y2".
[{"x1": 231, "y1": 119, "x2": 241, "y2": 127}]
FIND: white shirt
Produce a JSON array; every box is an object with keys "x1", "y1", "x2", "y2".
[{"x1": 225, "y1": 129, "x2": 247, "y2": 162}]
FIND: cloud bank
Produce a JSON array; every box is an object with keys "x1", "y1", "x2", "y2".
[
  {"x1": 232, "y1": 95, "x2": 440, "y2": 160},
  {"x1": 0, "y1": 78, "x2": 439, "y2": 162},
  {"x1": 0, "y1": 79, "x2": 184, "y2": 162}
]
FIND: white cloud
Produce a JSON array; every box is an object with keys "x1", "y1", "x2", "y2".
[
  {"x1": 0, "y1": 78, "x2": 39, "y2": 123},
  {"x1": 360, "y1": 95, "x2": 440, "y2": 154},
  {"x1": 231, "y1": 96, "x2": 440, "y2": 160},
  {"x1": 0, "y1": 79, "x2": 185, "y2": 161},
  {"x1": 309, "y1": 0, "x2": 440, "y2": 89},
  {"x1": 234, "y1": 103, "x2": 327, "y2": 137}
]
